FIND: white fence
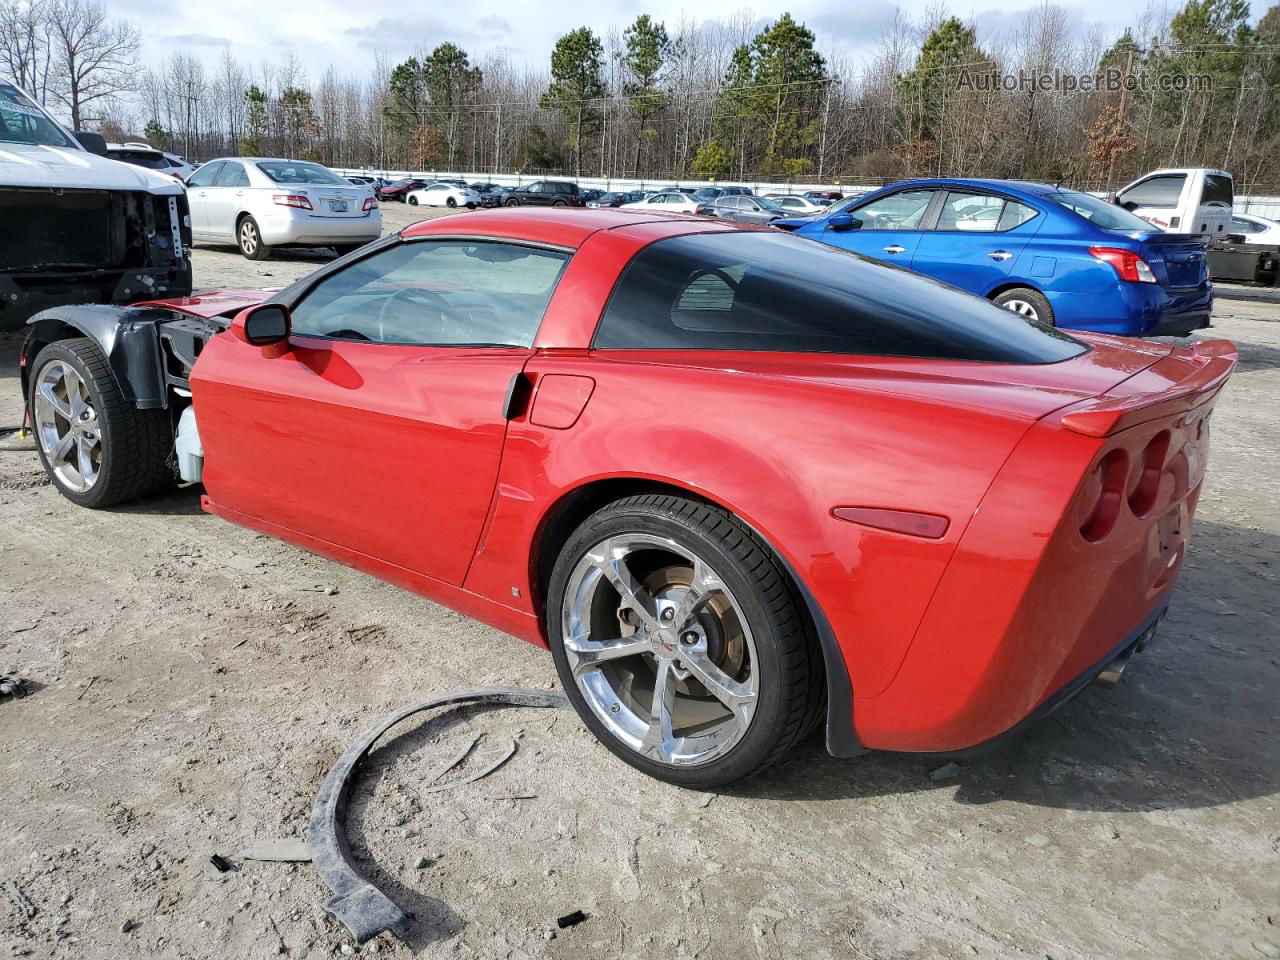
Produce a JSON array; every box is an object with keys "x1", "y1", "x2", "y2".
[{"x1": 333, "y1": 167, "x2": 1280, "y2": 219}]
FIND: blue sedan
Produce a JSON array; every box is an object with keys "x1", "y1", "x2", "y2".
[{"x1": 776, "y1": 178, "x2": 1212, "y2": 337}]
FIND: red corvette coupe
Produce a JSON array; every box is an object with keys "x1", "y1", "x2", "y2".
[{"x1": 20, "y1": 208, "x2": 1236, "y2": 786}]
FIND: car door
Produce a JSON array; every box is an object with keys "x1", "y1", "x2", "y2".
[
  {"x1": 523, "y1": 182, "x2": 549, "y2": 206},
  {"x1": 191, "y1": 237, "x2": 573, "y2": 585},
  {"x1": 204, "y1": 161, "x2": 250, "y2": 239},
  {"x1": 909, "y1": 190, "x2": 1040, "y2": 295},
  {"x1": 822, "y1": 188, "x2": 936, "y2": 265},
  {"x1": 184, "y1": 161, "x2": 224, "y2": 237}
]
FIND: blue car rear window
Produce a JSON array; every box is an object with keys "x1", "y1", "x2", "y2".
[{"x1": 595, "y1": 232, "x2": 1086, "y2": 364}]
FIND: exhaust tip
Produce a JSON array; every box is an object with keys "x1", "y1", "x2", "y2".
[{"x1": 1094, "y1": 649, "x2": 1133, "y2": 688}]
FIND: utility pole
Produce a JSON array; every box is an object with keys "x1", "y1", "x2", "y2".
[
  {"x1": 181, "y1": 81, "x2": 199, "y2": 159},
  {"x1": 1105, "y1": 46, "x2": 1136, "y2": 195}
]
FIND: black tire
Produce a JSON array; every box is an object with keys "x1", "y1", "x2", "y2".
[
  {"x1": 446, "y1": 196, "x2": 457, "y2": 208},
  {"x1": 407, "y1": 195, "x2": 418, "y2": 206},
  {"x1": 551, "y1": 198, "x2": 567, "y2": 207},
  {"x1": 29, "y1": 338, "x2": 173, "y2": 509},
  {"x1": 238, "y1": 216, "x2": 271, "y2": 260},
  {"x1": 547, "y1": 494, "x2": 823, "y2": 788},
  {"x1": 993, "y1": 286, "x2": 1054, "y2": 326},
  {"x1": 503, "y1": 197, "x2": 520, "y2": 207},
  {"x1": 332, "y1": 244, "x2": 363, "y2": 257}
]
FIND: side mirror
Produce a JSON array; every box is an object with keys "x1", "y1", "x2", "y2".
[
  {"x1": 74, "y1": 131, "x2": 107, "y2": 155},
  {"x1": 233, "y1": 303, "x2": 291, "y2": 348},
  {"x1": 1120, "y1": 199, "x2": 1139, "y2": 212},
  {"x1": 828, "y1": 213, "x2": 860, "y2": 232}
]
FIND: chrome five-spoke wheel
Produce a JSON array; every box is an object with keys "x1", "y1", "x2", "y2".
[
  {"x1": 33, "y1": 359, "x2": 100, "y2": 493},
  {"x1": 549, "y1": 496, "x2": 824, "y2": 786},
  {"x1": 563, "y1": 534, "x2": 759, "y2": 767}
]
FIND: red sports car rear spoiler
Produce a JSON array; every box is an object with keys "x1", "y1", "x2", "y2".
[{"x1": 1059, "y1": 339, "x2": 1238, "y2": 438}]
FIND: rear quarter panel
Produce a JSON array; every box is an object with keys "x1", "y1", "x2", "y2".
[{"x1": 463, "y1": 351, "x2": 1037, "y2": 700}]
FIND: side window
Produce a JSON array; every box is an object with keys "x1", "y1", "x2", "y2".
[
  {"x1": 187, "y1": 162, "x2": 222, "y2": 187},
  {"x1": 1119, "y1": 175, "x2": 1185, "y2": 209},
  {"x1": 998, "y1": 200, "x2": 1038, "y2": 231},
  {"x1": 937, "y1": 192, "x2": 1003, "y2": 231},
  {"x1": 289, "y1": 240, "x2": 571, "y2": 347},
  {"x1": 1232, "y1": 217, "x2": 1261, "y2": 234},
  {"x1": 214, "y1": 162, "x2": 247, "y2": 187},
  {"x1": 526, "y1": 182, "x2": 543, "y2": 194},
  {"x1": 851, "y1": 189, "x2": 934, "y2": 230}
]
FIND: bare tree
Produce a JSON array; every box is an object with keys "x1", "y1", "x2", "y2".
[
  {"x1": 46, "y1": 0, "x2": 139, "y2": 128},
  {"x1": 0, "y1": 0, "x2": 58, "y2": 102}
]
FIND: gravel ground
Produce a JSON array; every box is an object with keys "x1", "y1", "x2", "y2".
[{"x1": 0, "y1": 212, "x2": 1277, "y2": 960}]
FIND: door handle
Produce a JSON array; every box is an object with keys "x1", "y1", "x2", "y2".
[
  {"x1": 883, "y1": 244, "x2": 906, "y2": 255},
  {"x1": 988, "y1": 250, "x2": 1014, "y2": 261}
]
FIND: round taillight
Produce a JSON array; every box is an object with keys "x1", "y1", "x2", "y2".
[
  {"x1": 1080, "y1": 449, "x2": 1129, "y2": 542},
  {"x1": 1128, "y1": 430, "x2": 1170, "y2": 518}
]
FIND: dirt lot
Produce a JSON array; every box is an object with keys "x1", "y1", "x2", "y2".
[{"x1": 1, "y1": 206, "x2": 1277, "y2": 960}]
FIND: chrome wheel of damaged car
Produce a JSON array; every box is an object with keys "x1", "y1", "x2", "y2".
[
  {"x1": 562, "y1": 534, "x2": 759, "y2": 766},
  {"x1": 33, "y1": 359, "x2": 100, "y2": 493},
  {"x1": 549, "y1": 494, "x2": 822, "y2": 786}
]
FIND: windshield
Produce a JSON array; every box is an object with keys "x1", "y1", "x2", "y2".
[
  {"x1": 1047, "y1": 190, "x2": 1155, "y2": 232},
  {"x1": 756, "y1": 197, "x2": 784, "y2": 212},
  {"x1": 0, "y1": 83, "x2": 77, "y2": 149},
  {"x1": 256, "y1": 161, "x2": 348, "y2": 186}
]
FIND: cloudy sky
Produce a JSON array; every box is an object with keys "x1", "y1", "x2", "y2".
[{"x1": 111, "y1": 0, "x2": 1265, "y2": 82}]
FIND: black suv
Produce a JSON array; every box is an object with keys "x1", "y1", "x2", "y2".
[{"x1": 502, "y1": 180, "x2": 583, "y2": 207}]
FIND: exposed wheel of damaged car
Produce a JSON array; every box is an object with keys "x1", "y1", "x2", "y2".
[
  {"x1": 29, "y1": 338, "x2": 173, "y2": 509},
  {"x1": 548, "y1": 495, "x2": 823, "y2": 787}
]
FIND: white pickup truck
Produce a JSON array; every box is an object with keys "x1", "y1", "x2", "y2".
[
  {"x1": 0, "y1": 81, "x2": 192, "y2": 331},
  {"x1": 1115, "y1": 167, "x2": 1234, "y2": 239}
]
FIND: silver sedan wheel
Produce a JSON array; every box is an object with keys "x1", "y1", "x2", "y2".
[
  {"x1": 1002, "y1": 298, "x2": 1040, "y2": 321},
  {"x1": 561, "y1": 534, "x2": 759, "y2": 767},
  {"x1": 239, "y1": 220, "x2": 259, "y2": 255},
  {"x1": 33, "y1": 360, "x2": 100, "y2": 493}
]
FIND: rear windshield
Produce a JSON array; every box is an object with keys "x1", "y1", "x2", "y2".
[
  {"x1": 1200, "y1": 174, "x2": 1233, "y2": 207},
  {"x1": 107, "y1": 149, "x2": 168, "y2": 169},
  {"x1": 1046, "y1": 190, "x2": 1154, "y2": 232},
  {"x1": 256, "y1": 161, "x2": 348, "y2": 185},
  {"x1": 595, "y1": 232, "x2": 1086, "y2": 363}
]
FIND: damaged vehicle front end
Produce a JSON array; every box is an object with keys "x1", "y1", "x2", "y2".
[{"x1": 1, "y1": 81, "x2": 192, "y2": 331}]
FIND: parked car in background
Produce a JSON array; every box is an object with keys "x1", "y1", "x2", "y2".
[
  {"x1": 804, "y1": 190, "x2": 844, "y2": 206},
  {"x1": 1115, "y1": 168, "x2": 1232, "y2": 240},
  {"x1": 623, "y1": 191, "x2": 702, "y2": 215},
  {"x1": 185, "y1": 158, "x2": 380, "y2": 260},
  {"x1": 105, "y1": 142, "x2": 195, "y2": 181},
  {"x1": 407, "y1": 182, "x2": 481, "y2": 208},
  {"x1": 0, "y1": 81, "x2": 190, "y2": 331},
  {"x1": 469, "y1": 183, "x2": 509, "y2": 207},
  {"x1": 587, "y1": 190, "x2": 644, "y2": 208},
  {"x1": 1229, "y1": 212, "x2": 1280, "y2": 244},
  {"x1": 346, "y1": 176, "x2": 379, "y2": 191},
  {"x1": 776, "y1": 178, "x2": 1212, "y2": 336},
  {"x1": 580, "y1": 188, "x2": 604, "y2": 204},
  {"x1": 705, "y1": 195, "x2": 787, "y2": 224},
  {"x1": 767, "y1": 195, "x2": 825, "y2": 216},
  {"x1": 22, "y1": 207, "x2": 1236, "y2": 788},
  {"x1": 502, "y1": 180, "x2": 584, "y2": 206},
  {"x1": 377, "y1": 178, "x2": 426, "y2": 202}
]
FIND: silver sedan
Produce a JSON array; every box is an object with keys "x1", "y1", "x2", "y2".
[{"x1": 185, "y1": 158, "x2": 382, "y2": 260}]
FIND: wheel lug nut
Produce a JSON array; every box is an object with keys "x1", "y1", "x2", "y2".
[
  {"x1": 661, "y1": 608, "x2": 674, "y2": 622},
  {"x1": 680, "y1": 631, "x2": 698, "y2": 646}
]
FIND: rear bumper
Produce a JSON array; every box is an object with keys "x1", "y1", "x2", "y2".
[
  {"x1": 259, "y1": 211, "x2": 382, "y2": 247},
  {"x1": 1046, "y1": 283, "x2": 1213, "y2": 337},
  {"x1": 925, "y1": 608, "x2": 1165, "y2": 760}
]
